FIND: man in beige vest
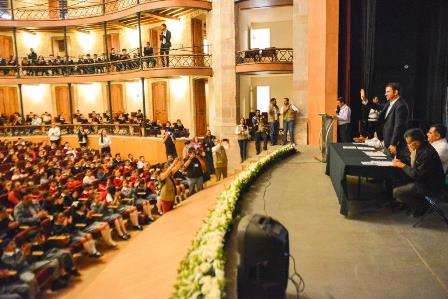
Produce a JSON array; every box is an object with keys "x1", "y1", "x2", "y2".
[
  {"x1": 280, "y1": 98, "x2": 299, "y2": 145},
  {"x1": 212, "y1": 139, "x2": 228, "y2": 181}
]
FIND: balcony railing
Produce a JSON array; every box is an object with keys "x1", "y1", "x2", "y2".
[
  {"x1": 235, "y1": 48, "x2": 293, "y2": 65},
  {"x1": 0, "y1": 123, "x2": 143, "y2": 137},
  {"x1": 0, "y1": 53, "x2": 211, "y2": 79},
  {"x1": 0, "y1": 0, "x2": 211, "y2": 21},
  {"x1": 0, "y1": 123, "x2": 190, "y2": 138}
]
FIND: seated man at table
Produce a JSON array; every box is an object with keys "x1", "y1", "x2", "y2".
[
  {"x1": 391, "y1": 128, "x2": 445, "y2": 216},
  {"x1": 427, "y1": 124, "x2": 448, "y2": 174}
]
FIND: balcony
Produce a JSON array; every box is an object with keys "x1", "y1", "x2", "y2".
[
  {"x1": 0, "y1": 0, "x2": 212, "y2": 26},
  {"x1": 235, "y1": 48, "x2": 293, "y2": 74},
  {"x1": 0, "y1": 53, "x2": 212, "y2": 84},
  {"x1": 235, "y1": 0, "x2": 293, "y2": 10}
]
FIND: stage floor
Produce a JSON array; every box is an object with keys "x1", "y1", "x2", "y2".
[{"x1": 225, "y1": 145, "x2": 448, "y2": 299}]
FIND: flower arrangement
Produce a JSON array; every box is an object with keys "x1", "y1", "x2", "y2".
[{"x1": 171, "y1": 145, "x2": 297, "y2": 299}]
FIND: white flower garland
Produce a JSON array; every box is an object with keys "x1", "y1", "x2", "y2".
[{"x1": 171, "y1": 145, "x2": 296, "y2": 299}]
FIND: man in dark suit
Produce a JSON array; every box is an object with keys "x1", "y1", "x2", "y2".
[
  {"x1": 160, "y1": 24, "x2": 172, "y2": 67},
  {"x1": 143, "y1": 42, "x2": 156, "y2": 68},
  {"x1": 379, "y1": 82, "x2": 409, "y2": 158},
  {"x1": 392, "y1": 128, "x2": 445, "y2": 216}
]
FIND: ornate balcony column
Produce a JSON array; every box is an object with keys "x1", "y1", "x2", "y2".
[
  {"x1": 141, "y1": 78, "x2": 147, "y2": 136},
  {"x1": 207, "y1": 0, "x2": 236, "y2": 138},
  {"x1": 9, "y1": 0, "x2": 14, "y2": 20},
  {"x1": 18, "y1": 84, "x2": 24, "y2": 116},
  {"x1": 12, "y1": 28, "x2": 19, "y2": 78},
  {"x1": 137, "y1": 12, "x2": 143, "y2": 70},
  {"x1": 68, "y1": 83, "x2": 74, "y2": 124}
]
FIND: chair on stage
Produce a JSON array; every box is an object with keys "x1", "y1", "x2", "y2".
[{"x1": 413, "y1": 196, "x2": 448, "y2": 228}]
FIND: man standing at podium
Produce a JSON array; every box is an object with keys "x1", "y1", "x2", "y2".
[{"x1": 336, "y1": 97, "x2": 351, "y2": 142}]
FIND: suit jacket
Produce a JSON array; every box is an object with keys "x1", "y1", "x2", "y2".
[
  {"x1": 379, "y1": 98, "x2": 408, "y2": 148},
  {"x1": 160, "y1": 30, "x2": 172, "y2": 48},
  {"x1": 401, "y1": 142, "x2": 445, "y2": 196}
]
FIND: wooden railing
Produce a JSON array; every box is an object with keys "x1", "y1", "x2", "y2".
[
  {"x1": 0, "y1": 123, "x2": 190, "y2": 138},
  {"x1": 0, "y1": 123, "x2": 144, "y2": 136},
  {"x1": 0, "y1": 53, "x2": 212, "y2": 78},
  {"x1": 235, "y1": 48, "x2": 293, "y2": 64},
  {"x1": 0, "y1": 0, "x2": 211, "y2": 21}
]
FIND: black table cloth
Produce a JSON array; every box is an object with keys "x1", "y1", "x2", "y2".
[{"x1": 325, "y1": 143, "x2": 395, "y2": 216}]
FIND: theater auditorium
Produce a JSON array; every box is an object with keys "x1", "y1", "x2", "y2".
[{"x1": 0, "y1": 0, "x2": 447, "y2": 298}]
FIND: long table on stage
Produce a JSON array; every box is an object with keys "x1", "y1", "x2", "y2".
[{"x1": 325, "y1": 143, "x2": 395, "y2": 216}]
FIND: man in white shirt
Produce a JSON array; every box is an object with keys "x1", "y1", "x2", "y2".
[
  {"x1": 280, "y1": 98, "x2": 299, "y2": 145},
  {"x1": 427, "y1": 124, "x2": 448, "y2": 174},
  {"x1": 47, "y1": 122, "x2": 61, "y2": 145},
  {"x1": 336, "y1": 97, "x2": 351, "y2": 142},
  {"x1": 31, "y1": 115, "x2": 42, "y2": 126},
  {"x1": 42, "y1": 112, "x2": 52, "y2": 124}
]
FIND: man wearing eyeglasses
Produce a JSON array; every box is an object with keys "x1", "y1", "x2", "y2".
[
  {"x1": 427, "y1": 124, "x2": 448, "y2": 174},
  {"x1": 391, "y1": 128, "x2": 445, "y2": 217}
]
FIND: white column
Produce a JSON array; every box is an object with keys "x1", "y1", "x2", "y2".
[
  {"x1": 293, "y1": 0, "x2": 309, "y2": 144},
  {"x1": 208, "y1": 0, "x2": 237, "y2": 139}
]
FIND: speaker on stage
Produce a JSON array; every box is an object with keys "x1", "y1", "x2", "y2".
[{"x1": 236, "y1": 214, "x2": 289, "y2": 299}]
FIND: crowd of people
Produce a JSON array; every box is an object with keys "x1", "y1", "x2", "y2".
[
  {"x1": 337, "y1": 82, "x2": 448, "y2": 217},
  {"x1": 235, "y1": 97, "x2": 299, "y2": 162},
  {"x1": 0, "y1": 110, "x2": 190, "y2": 139},
  {"x1": 1, "y1": 24, "x2": 174, "y2": 77},
  {"x1": 0, "y1": 131, "x2": 229, "y2": 297}
]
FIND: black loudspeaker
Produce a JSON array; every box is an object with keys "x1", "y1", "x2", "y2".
[{"x1": 237, "y1": 214, "x2": 289, "y2": 299}]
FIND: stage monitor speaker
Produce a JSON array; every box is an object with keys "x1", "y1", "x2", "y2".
[{"x1": 237, "y1": 214, "x2": 289, "y2": 299}]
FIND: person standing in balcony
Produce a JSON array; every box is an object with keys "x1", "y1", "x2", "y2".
[
  {"x1": 27, "y1": 48, "x2": 37, "y2": 64},
  {"x1": 160, "y1": 24, "x2": 172, "y2": 67},
  {"x1": 144, "y1": 42, "x2": 156, "y2": 68}
]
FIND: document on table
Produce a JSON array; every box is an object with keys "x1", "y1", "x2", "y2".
[
  {"x1": 363, "y1": 151, "x2": 387, "y2": 157},
  {"x1": 357, "y1": 146, "x2": 375, "y2": 151},
  {"x1": 343, "y1": 146, "x2": 357, "y2": 149},
  {"x1": 361, "y1": 161, "x2": 393, "y2": 167},
  {"x1": 370, "y1": 156, "x2": 387, "y2": 160}
]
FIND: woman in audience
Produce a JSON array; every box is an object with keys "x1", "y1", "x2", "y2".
[
  {"x1": 51, "y1": 212, "x2": 102, "y2": 258},
  {"x1": 105, "y1": 185, "x2": 142, "y2": 230},
  {"x1": 98, "y1": 129, "x2": 112, "y2": 156},
  {"x1": 158, "y1": 157, "x2": 182, "y2": 213},
  {"x1": 71, "y1": 202, "x2": 117, "y2": 247},
  {"x1": 77, "y1": 127, "x2": 88, "y2": 148},
  {"x1": 131, "y1": 179, "x2": 156, "y2": 220},
  {"x1": 90, "y1": 193, "x2": 130, "y2": 240},
  {"x1": 235, "y1": 117, "x2": 250, "y2": 162},
  {"x1": 203, "y1": 130, "x2": 216, "y2": 178}
]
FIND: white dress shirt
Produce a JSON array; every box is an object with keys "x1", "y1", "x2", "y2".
[
  {"x1": 431, "y1": 138, "x2": 448, "y2": 173},
  {"x1": 48, "y1": 127, "x2": 61, "y2": 141},
  {"x1": 336, "y1": 104, "x2": 351, "y2": 125},
  {"x1": 98, "y1": 135, "x2": 112, "y2": 148},
  {"x1": 385, "y1": 97, "x2": 399, "y2": 119}
]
